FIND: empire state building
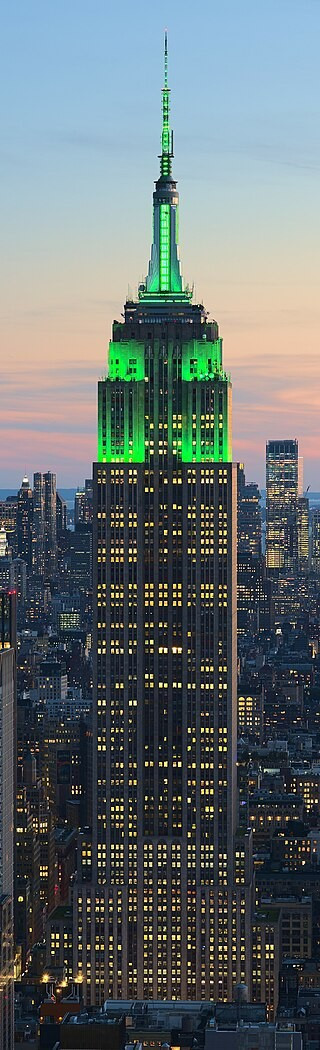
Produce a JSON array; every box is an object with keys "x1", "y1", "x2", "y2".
[{"x1": 74, "y1": 35, "x2": 253, "y2": 1004}]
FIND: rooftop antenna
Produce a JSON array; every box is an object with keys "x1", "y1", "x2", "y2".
[
  {"x1": 161, "y1": 30, "x2": 173, "y2": 177},
  {"x1": 164, "y1": 28, "x2": 168, "y2": 89}
]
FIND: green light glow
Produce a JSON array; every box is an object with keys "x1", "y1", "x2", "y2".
[
  {"x1": 98, "y1": 336, "x2": 232, "y2": 465},
  {"x1": 98, "y1": 341, "x2": 145, "y2": 463},
  {"x1": 108, "y1": 340, "x2": 145, "y2": 382},
  {"x1": 181, "y1": 338, "x2": 223, "y2": 380},
  {"x1": 159, "y1": 204, "x2": 170, "y2": 291},
  {"x1": 181, "y1": 379, "x2": 232, "y2": 463},
  {"x1": 181, "y1": 341, "x2": 232, "y2": 462}
]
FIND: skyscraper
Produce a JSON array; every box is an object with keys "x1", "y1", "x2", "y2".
[
  {"x1": 237, "y1": 465, "x2": 262, "y2": 559},
  {"x1": 17, "y1": 476, "x2": 33, "y2": 568},
  {"x1": 297, "y1": 495, "x2": 309, "y2": 571},
  {"x1": 0, "y1": 500, "x2": 18, "y2": 560},
  {"x1": 33, "y1": 472, "x2": 45, "y2": 576},
  {"x1": 312, "y1": 509, "x2": 320, "y2": 571},
  {"x1": 237, "y1": 466, "x2": 272, "y2": 637},
  {"x1": 75, "y1": 480, "x2": 93, "y2": 526},
  {"x1": 44, "y1": 471, "x2": 57, "y2": 577},
  {"x1": 32, "y1": 471, "x2": 57, "y2": 577},
  {"x1": 0, "y1": 529, "x2": 14, "y2": 592},
  {"x1": 75, "y1": 37, "x2": 252, "y2": 1003},
  {"x1": 266, "y1": 440, "x2": 299, "y2": 572}
]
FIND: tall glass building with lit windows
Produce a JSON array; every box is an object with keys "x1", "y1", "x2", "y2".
[
  {"x1": 74, "y1": 36, "x2": 253, "y2": 1004},
  {"x1": 266, "y1": 439, "x2": 300, "y2": 572}
]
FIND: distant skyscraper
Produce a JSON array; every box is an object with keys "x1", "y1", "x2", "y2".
[
  {"x1": 17, "y1": 476, "x2": 33, "y2": 568},
  {"x1": 237, "y1": 467, "x2": 273, "y2": 638},
  {"x1": 56, "y1": 491, "x2": 67, "y2": 535},
  {"x1": 44, "y1": 471, "x2": 57, "y2": 576},
  {"x1": 0, "y1": 499, "x2": 18, "y2": 559},
  {"x1": 312, "y1": 509, "x2": 320, "y2": 571},
  {"x1": 266, "y1": 440, "x2": 300, "y2": 572},
  {"x1": 32, "y1": 472, "x2": 57, "y2": 577},
  {"x1": 33, "y1": 472, "x2": 45, "y2": 576},
  {"x1": 69, "y1": 525, "x2": 92, "y2": 594},
  {"x1": 237, "y1": 465, "x2": 262, "y2": 558},
  {"x1": 74, "y1": 480, "x2": 93, "y2": 526},
  {"x1": 297, "y1": 495, "x2": 309, "y2": 571},
  {"x1": 74, "y1": 37, "x2": 253, "y2": 1004},
  {"x1": 0, "y1": 590, "x2": 15, "y2": 1050},
  {"x1": 0, "y1": 529, "x2": 14, "y2": 592},
  {"x1": 12, "y1": 559, "x2": 27, "y2": 628},
  {"x1": 0, "y1": 527, "x2": 8, "y2": 560}
]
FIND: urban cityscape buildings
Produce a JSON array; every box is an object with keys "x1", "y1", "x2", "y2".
[{"x1": 1, "y1": 29, "x2": 320, "y2": 1050}]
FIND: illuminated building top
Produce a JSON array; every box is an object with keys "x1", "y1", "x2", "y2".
[
  {"x1": 98, "y1": 34, "x2": 232, "y2": 465},
  {"x1": 140, "y1": 32, "x2": 190, "y2": 303}
]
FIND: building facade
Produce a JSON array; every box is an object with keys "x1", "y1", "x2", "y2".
[
  {"x1": 44, "y1": 471, "x2": 57, "y2": 577},
  {"x1": 266, "y1": 439, "x2": 309, "y2": 574},
  {"x1": 312, "y1": 509, "x2": 320, "y2": 570},
  {"x1": 17, "y1": 476, "x2": 33, "y2": 568},
  {"x1": 33, "y1": 472, "x2": 45, "y2": 576},
  {"x1": 237, "y1": 466, "x2": 261, "y2": 559},
  {"x1": 32, "y1": 471, "x2": 57, "y2": 578},
  {"x1": 74, "y1": 38, "x2": 253, "y2": 1003}
]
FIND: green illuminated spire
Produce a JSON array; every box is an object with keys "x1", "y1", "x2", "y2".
[{"x1": 139, "y1": 33, "x2": 191, "y2": 302}]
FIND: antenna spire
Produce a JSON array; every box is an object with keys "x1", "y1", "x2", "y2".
[
  {"x1": 164, "y1": 29, "x2": 168, "y2": 89},
  {"x1": 142, "y1": 33, "x2": 190, "y2": 300},
  {"x1": 161, "y1": 30, "x2": 173, "y2": 177}
]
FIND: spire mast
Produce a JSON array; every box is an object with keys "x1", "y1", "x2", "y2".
[
  {"x1": 164, "y1": 28, "x2": 168, "y2": 89},
  {"x1": 161, "y1": 30, "x2": 173, "y2": 177}
]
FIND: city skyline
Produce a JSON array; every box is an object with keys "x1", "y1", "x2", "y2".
[
  {"x1": 4, "y1": 12, "x2": 320, "y2": 1040},
  {"x1": 2, "y1": 0, "x2": 320, "y2": 488}
]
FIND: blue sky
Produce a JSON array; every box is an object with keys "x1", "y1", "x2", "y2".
[{"x1": 1, "y1": 0, "x2": 320, "y2": 486}]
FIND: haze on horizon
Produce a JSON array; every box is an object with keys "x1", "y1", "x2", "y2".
[{"x1": 1, "y1": 0, "x2": 320, "y2": 489}]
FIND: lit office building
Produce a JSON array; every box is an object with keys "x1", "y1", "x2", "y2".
[
  {"x1": 297, "y1": 495, "x2": 309, "y2": 570},
  {"x1": 74, "y1": 37, "x2": 252, "y2": 1003},
  {"x1": 0, "y1": 500, "x2": 18, "y2": 559},
  {"x1": 33, "y1": 472, "x2": 45, "y2": 576},
  {"x1": 266, "y1": 440, "x2": 299, "y2": 572},
  {"x1": 74, "y1": 480, "x2": 93, "y2": 526},
  {"x1": 17, "y1": 476, "x2": 33, "y2": 568},
  {"x1": 312, "y1": 509, "x2": 320, "y2": 571},
  {"x1": 237, "y1": 465, "x2": 261, "y2": 559},
  {"x1": 33, "y1": 471, "x2": 57, "y2": 577},
  {"x1": 44, "y1": 471, "x2": 57, "y2": 576}
]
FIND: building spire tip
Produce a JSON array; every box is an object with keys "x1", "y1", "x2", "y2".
[
  {"x1": 161, "y1": 31, "x2": 172, "y2": 176},
  {"x1": 164, "y1": 29, "x2": 168, "y2": 89}
]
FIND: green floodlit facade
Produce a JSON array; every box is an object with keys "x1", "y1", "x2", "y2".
[
  {"x1": 98, "y1": 335, "x2": 232, "y2": 464},
  {"x1": 79, "y1": 35, "x2": 253, "y2": 1006}
]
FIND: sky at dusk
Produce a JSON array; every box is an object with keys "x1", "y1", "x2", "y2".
[{"x1": 2, "y1": 0, "x2": 320, "y2": 488}]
